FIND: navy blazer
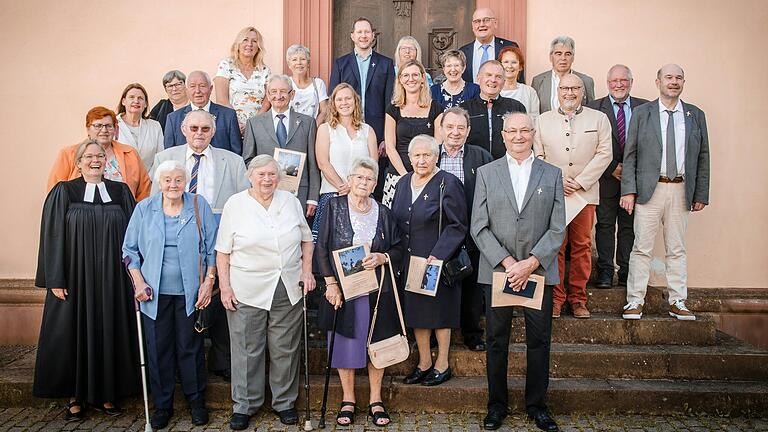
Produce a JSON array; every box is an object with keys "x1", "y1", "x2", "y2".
[
  {"x1": 163, "y1": 102, "x2": 243, "y2": 156},
  {"x1": 329, "y1": 51, "x2": 394, "y2": 142},
  {"x1": 459, "y1": 37, "x2": 524, "y2": 84}
]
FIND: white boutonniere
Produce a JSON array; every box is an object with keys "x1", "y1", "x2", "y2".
[{"x1": 210, "y1": 114, "x2": 217, "y2": 123}]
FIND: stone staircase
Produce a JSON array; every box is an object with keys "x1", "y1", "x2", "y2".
[{"x1": 1, "y1": 285, "x2": 767, "y2": 416}]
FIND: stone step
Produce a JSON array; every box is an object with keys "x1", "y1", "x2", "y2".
[
  {"x1": 582, "y1": 286, "x2": 768, "y2": 314},
  {"x1": 305, "y1": 338, "x2": 768, "y2": 380}
]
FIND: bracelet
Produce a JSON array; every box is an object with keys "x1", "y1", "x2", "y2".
[{"x1": 326, "y1": 281, "x2": 339, "y2": 286}]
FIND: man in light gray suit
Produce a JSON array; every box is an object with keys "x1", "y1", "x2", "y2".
[
  {"x1": 530, "y1": 36, "x2": 595, "y2": 113},
  {"x1": 471, "y1": 112, "x2": 565, "y2": 431},
  {"x1": 620, "y1": 64, "x2": 709, "y2": 321},
  {"x1": 242, "y1": 74, "x2": 320, "y2": 217},
  {"x1": 150, "y1": 109, "x2": 250, "y2": 380}
]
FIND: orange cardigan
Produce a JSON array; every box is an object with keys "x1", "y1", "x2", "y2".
[{"x1": 47, "y1": 140, "x2": 152, "y2": 201}]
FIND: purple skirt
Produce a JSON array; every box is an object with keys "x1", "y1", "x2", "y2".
[{"x1": 328, "y1": 294, "x2": 370, "y2": 369}]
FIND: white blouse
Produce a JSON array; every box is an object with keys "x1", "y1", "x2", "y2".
[
  {"x1": 215, "y1": 189, "x2": 312, "y2": 310},
  {"x1": 500, "y1": 84, "x2": 541, "y2": 120},
  {"x1": 319, "y1": 123, "x2": 372, "y2": 194},
  {"x1": 290, "y1": 77, "x2": 328, "y2": 119},
  {"x1": 117, "y1": 115, "x2": 164, "y2": 170}
]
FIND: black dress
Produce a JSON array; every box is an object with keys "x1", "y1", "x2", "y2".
[
  {"x1": 149, "y1": 99, "x2": 174, "y2": 133},
  {"x1": 385, "y1": 101, "x2": 444, "y2": 175},
  {"x1": 34, "y1": 178, "x2": 141, "y2": 404},
  {"x1": 390, "y1": 170, "x2": 467, "y2": 328}
]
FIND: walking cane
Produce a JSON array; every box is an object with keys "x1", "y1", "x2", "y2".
[
  {"x1": 318, "y1": 306, "x2": 338, "y2": 429},
  {"x1": 299, "y1": 282, "x2": 313, "y2": 431},
  {"x1": 124, "y1": 257, "x2": 154, "y2": 432}
]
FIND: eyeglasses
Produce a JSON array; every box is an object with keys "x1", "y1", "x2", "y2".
[
  {"x1": 268, "y1": 89, "x2": 293, "y2": 96},
  {"x1": 80, "y1": 153, "x2": 106, "y2": 161},
  {"x1": 399, "y1": 46, "x2": 416, "y2": 53},
  {"x1": 472, "y1": 17, "x2": 495, "y2": 25},
  {"x1": 165, "y1": 82, "x2": 184, "y2": 90},
  {"x1": 188, "y1": 125, "x2": 212, "y2": 133},
  {"x1": 503, "y1": 128, "x2": 533, "y2": 135},
  {"x1": 608, "y1": 79, "x2": 630, "y2": 86},
  {"x1": 351, "y1": 174, "x2": 376, "y2": 183},
  {"x1": 400, "y1": 72, "x2": 422, "y2": 80},
  {"x1": 91, "y1": 123, "x2": 115, "y2": 130},
  {"x1": 558, "y1": 86, "x2": 582, "y2": 93}
]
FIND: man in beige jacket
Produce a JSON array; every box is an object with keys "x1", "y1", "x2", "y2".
[{"x1": 534, "y1": 74, "x2": 612, "y2": 319}]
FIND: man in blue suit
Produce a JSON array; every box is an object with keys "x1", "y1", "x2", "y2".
[
  {"x1": 459, "y1": 7, "x2": 523, "y2": 84},
  {"x1": 164, "y1": 71, "x2": 243, "y2": 156}
]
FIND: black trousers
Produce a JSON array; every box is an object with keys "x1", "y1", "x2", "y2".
[
  {"x1": 595, "y1": 194, "x2": 634, "y2": 278},
  {"x1": 460, "y1": 249, "x2": 484, "y2": 342},
  {"x1": 206, "y1": 291, "x2": 231, "y2": 372},
  {"x1": 143, "y1": 295, "x2": 206, "y2": 410},
  {"x1": 483, "y1": 284, "x2": 553, "y2": 414}
]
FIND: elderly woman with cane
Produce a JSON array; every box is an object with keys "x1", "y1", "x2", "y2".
[
  {"x1": 216, "y1": 155, "x2": 316, "y2": 430},
  {"x1": 122, "y1": 160, "x2": 218, "y2": 429},
  {"x1": 315, "y1": 157, "x2": 404, "y2": 427}
]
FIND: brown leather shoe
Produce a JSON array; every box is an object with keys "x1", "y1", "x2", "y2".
[
  {"x1": 552, "y1": 303, "x2": 562, "y2": 318},
  {"x1": 571, "y1": 302, "x2": 591, "y2": 319}
]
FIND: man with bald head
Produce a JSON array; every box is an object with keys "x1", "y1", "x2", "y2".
[
  {"x1": 588, "y1": 65, "x2": 649, "y2": 289},
  {"x1": 472, "y1": 111, "x2": 564, "y2": 431},
  {"x1": 461, "y1": 60, "x2": 526, "y2": 159},
  {"x1": 534, "y1": 74, "x2": 612, "y2": 319},
  {"x1": 164, "y1": 70, "x2": 243, "y2": 155},
  {"x1": 619, "y1": 64, "x2": 709, "y2": 321},
  {"x1": 531, "y1": 36, "x2": 595, "y2": 113},
  {"x1": 459, "y1": 7, "x2": 523, "y2": 84}
]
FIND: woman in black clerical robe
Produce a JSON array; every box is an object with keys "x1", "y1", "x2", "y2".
[{"x1": 34, "y1": 140, "x2": 140, "y2": 421}]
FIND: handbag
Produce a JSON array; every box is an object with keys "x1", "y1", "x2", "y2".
[
  {"x1": 192, "y1": 195, "x2": 213, "y2": 333},
  {"x1": 438, "y1": 178, "x2": 473, "y2": 283},
  {"x1": 367, "y1": 253, "x2": 410, "y2": 369}
]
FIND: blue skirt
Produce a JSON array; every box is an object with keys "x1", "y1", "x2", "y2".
[{"x1": 328, "y1": 294, "x2": 370, "y2": 369}]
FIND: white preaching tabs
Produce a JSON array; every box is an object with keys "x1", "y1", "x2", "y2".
[{"x1": 84, "y1": 182, "x2": 112, "y2": 203}]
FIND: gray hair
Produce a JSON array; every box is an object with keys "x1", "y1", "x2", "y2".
[
  {"x1": 162, "y1": 70, "x2": 186, "y2": 87},
  {"x1": 440, "y1": 106, "x2": 470, "y2": 127},
  {"x1": 187, "y1": 70, "x2": 211, "y2": 86},
  {"x1": 407, "y1": 134, "x2": 440, "y2": 157},
  {"x1": 247, "y1": 154, "x2": 283, "y2": 181},
  {"x1": 286, "y1": 44, "x2": 311, "y2": 63},
  {"x1": 349, "y1": 156, "x2": 379, "y2": 180},
  {"x1": 266, "y1": 74, "x2": 294, "y2": 91},
  {"x1": 181, "y1": 110, "x2": 217, "y2": 134},
  {"x1": 395, "y1": 35, "x2": 423, "y2": 67},
  {"x1": 549, "y1": 36, "x2": 575, "y2": 54},
  {"x1": 502, "y1": 111, "x2": 535, "y2": 129},
  {"x1": 607, "y1": 64, "x2": 633, "y2": 81},
  {"x1": 153, "y1": 160, "x2": 188, "y2": 184}
]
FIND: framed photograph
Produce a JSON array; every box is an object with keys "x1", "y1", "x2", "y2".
[
  {"x1": 491, "y1": 272, "x2": 545, "y2": 309},
  {"x1": 332, "y1": 244, "x2": 378, "y2": 300},
  {"x1": 273, "y1": 148, "x2": 306, "y2": 196},
  {"x1": 405, "y1": 256, "x2": 443, "y2": 297}
]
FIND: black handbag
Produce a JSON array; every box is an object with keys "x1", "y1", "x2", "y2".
[{"x1": 439, "y1": 178, "x2": 473, "y2": 283}]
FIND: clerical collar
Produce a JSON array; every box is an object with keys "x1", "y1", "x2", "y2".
[{"x1": 84, "y1": 182, "x2": 112, "y2": 203}]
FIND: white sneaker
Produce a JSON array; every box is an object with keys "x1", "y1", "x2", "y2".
[
  {"x1": 669, "y1": 300, "x2": 696, "y2": 321},
  {"x1": 622, "y1": 302, "x2": 643, "y2": 320}
]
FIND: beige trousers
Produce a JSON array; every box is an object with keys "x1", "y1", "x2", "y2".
[{"x1": 626, "y1": 182, "x2": 689, "y2": 305}]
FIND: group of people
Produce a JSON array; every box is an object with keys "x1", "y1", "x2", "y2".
[{"x1": 34, "y1": 6, "x2": 710, "y2": 432}]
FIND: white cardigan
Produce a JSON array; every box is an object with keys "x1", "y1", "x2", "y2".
[
  {"x1": 215, "y1": 189, "x2": 312, "y2": 310},
  {"x1": 117, "y1": 114, "x2": 164, "y2": 170}
]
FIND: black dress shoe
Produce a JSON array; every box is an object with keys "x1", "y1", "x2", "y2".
[
  {"x1": 617, "y1": 274, "x2": 628, "y2": 287},
  {"x1": 190, "y1": 406, "x2": 209, "y2": 426},
  {"x1": 403, "y1": 366, "x2": 433, "y2": 384},
  {"x1": 465, "y1": 336, "x2": 486, "y2": 352},
  {"x1": 213, "y1": 369, "x2": 231, "y2": 382},
  {"x1": 151, "y1": 408, "x2": 173, "y2": 430},
  {"x1": 528, "y1": 410, "x2": 559, "y2": 431},
  {"x1": 276, "y1": 407, "x2": 298, "y2": 425},
  {"x1": 594, "y1": 272, "x2": 613, "y2": 289},
  {"x1": 483, "y1": 410, "x2": 507, "y2": 430},
  {"x1": 229, "y1": 413, "x2": 251, "y2": 430},
  {"x1": 422, "y1": 367, "x2": 452, "y2": 386}
]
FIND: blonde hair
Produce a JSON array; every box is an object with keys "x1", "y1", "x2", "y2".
[
  {"x1": 394, "y1": 36, "x2": 423, "y2": 68},
  {"x1": 391, "y1": 60, "x2": 431, "y2": 108},
  {"x1": 230, "y1": 26, "x2": 266, "y2": 71},
  {"x1": 327, "y1": 83, "x2": 363, "y2": 130}
]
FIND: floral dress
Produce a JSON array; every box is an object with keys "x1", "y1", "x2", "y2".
[{"x1": 215, "y1": 57, "x2": 271, "y2": 129}]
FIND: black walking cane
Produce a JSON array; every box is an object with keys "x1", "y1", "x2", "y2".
[
  {"x1": 318, "y1": 306, "x2": 339, "y2": 429},
  {"x1": 299, "y1": 282, "x2": 313, "y2": 431},
  {"x1": 123, "y1": 257, "x2": 154, "y2": 432}
]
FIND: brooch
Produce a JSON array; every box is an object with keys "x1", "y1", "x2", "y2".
[
  {"x1": 423, "y1": 194, "x2": 429, "y2": 200},
  {"x1": 537, "y1": 187, "x2": 542, "y2": 195},
  {"x1": 686, "y1": 111, "x2": 692, "y2": 117}
]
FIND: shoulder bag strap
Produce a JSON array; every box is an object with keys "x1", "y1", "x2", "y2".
[
  {"x1": 438, "y1": 178, "x2": 445, "y2": 233},
  {"x1": 311, "y1": 77, "x2": 320, "y2": 119},
  {"x1": 194, "y1": 195, "x2": 204, "y2": 288},
  {"x1": 367, "y1": 253, "x2": 406, "y2": 347}
]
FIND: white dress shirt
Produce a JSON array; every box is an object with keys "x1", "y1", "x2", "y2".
[
  {"x1": 271, "y1": 108, "x2": 291, "y2": 134},
  {"x1": 185, "y1": 145, "x2": 215, "y2": 205},
  {"x1": 506, "y1": 151, "x2": 534, "y2": 212},
  {"x1": 215, "y1": 189, "x2": 312, "y2": 310},
  {"x1": 190, "y1": 101, "x2": 212, "y2": 112},
  {"x1": 658, "y1": 99, "x2": 686, "y2": 176},
  {"x1": 550, "y1": 71, "x2": 563, "y2": 112},
  {"x1": 472, "y1": 38, "x2": 497, "y2": 82}
]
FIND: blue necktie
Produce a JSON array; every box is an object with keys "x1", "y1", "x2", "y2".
[
  {"x1": 480, "y1": 44, "x2": 491, "y2": 66},
  {"x1": 189, "y1": 153, "x2": 203, "y2": 193},
  {"x1": 276, "y1": 114, "x2": 288, "y2": 148}
]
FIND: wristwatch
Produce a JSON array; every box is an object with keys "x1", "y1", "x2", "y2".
[{"x1": 207, "y1": 274, "x2": 216, "y2": 280}]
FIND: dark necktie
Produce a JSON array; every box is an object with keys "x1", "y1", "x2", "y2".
[
  {"x1": 615, "y1": 102, "x2": 626, "y2": 152},
  {"x1": 665, "y1": 110, "x2": 678, "y2": 178},
  {"x1": 276, "y1": 114, "x2": 288, "y2": 148},
  {"x1": 189, "y1": 153, "x2": 203, "y2": 194}
]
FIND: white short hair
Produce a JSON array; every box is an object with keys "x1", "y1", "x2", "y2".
[
  {"x1": 153, "y1": 160, "x2": 187, "y2": 184},
  {"x1": 407, "y1": 134, "x2": 440, "y2": 157},
  {"x1": 349, "y1": 156, "x2": 379, "y2": 179},
  {"x1": 247, "y1": 154, "x2": 283, "y2": 181}
]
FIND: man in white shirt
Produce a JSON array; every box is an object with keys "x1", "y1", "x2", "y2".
[
  {"x1": 531, "y1": 36, "x2": 595, "y2": 113},
  {"x1": 620, "y1": 64, "x2": 710, "y2": 321},
  {"x1": 458, "y1": 7, "x2": 522, "y2": 84}
]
